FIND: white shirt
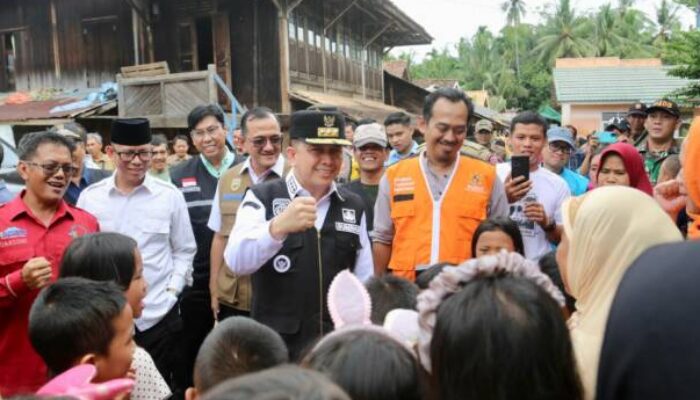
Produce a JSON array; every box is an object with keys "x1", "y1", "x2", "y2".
[
  {"x1": 223, "y1": 173, "x2": 374, "y2": 282},
  {"x1": 77, "y1": 174, "x2": 197, "y2": 331},
  {"x1": 207, "y1": 156, "x2": 286, "y2": 233},
  {"x1": 496, "y1": 163, "x2": 570, "y2": 261}
]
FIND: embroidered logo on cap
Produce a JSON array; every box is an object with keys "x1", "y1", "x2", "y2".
[
  {"x1": 342, "y1": 208, "x2": 356, "y2": 223},
  {"x1": 273, "y1": 255, "x2": 292, "y2": 273},
  {"x1": 272, "y1": 198, "x2": 291, "y2": 216}
]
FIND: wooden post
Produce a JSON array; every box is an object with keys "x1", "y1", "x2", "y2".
[
  {"x1": 271, "y1": 0, "x2": 305, "y2": 114},
  {"x1": 132, "y1": 8, "x2": 140, "y2": 65},
  {"x1": 49, "y1": 0, "x2": 61, "y2": 81},
  {"x1": 277, "y1": 11, "x2": 291, "y2": 113}
]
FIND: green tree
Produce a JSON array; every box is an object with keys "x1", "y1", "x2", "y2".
[
  {"x1": 664, "y1": 29, "x2": 700, "y2": 101},
  {"x1": 592, "y1": 4, "x2": 625, "y2": 56},
  {"x1": 534, "y1": 0, "x2": 594, "y2": 64},
  {"x1": 654, "y1": 0, "x2": 682, "y2": 45},
  {"x1": 501, "y1": 0, "x2": 527, "y2": 77}
]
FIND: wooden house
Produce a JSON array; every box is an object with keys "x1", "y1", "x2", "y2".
[{"x1": 0, "y1": 0, "x2": 431, "y2": 127}]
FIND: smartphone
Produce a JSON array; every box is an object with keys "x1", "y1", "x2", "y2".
[
  {"x1": 596, "y1": 131, "x2": 618, "y2": 145},
  {"x1": 511, "y1": 155, "x2": 530, "y2": 183}
]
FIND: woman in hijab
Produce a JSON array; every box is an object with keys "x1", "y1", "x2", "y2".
[
  {"x1": 556, "y1": 186, "x2": 682, "y2": 399},
  {"x1": 597, "y1": 241, "x2": 700, "y2": 399},
  {"x1": 596, "y1": 142, "x2": 653, "y2": 195}
]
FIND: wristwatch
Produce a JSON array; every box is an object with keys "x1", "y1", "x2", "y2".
[{"x1": 543, "y1": 218, "x2": 557, "y2": 232}]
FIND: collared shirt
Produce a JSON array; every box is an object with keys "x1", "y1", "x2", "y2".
[
  {"x1": 208, "y1": 156, "x2": 286, "y2": 233},
  {"x1": 0, "y1": 179, "x2": 13, "y2": 205},
  {"x1": 223, "y1": 172, "x2": 374, "y2": 282},
  {"x1": 77, "y1": 174, "x2": 197, "y2": 331},
  {"x1": 0, "y1": 194, "x2": 99, "y2": 396},
  {"x1": 200, "y1": 149, "x2": 236, "y2": 179},
  {"x1": 372, "y1": 151, "x2": 509, "y2": 245},
  {"x1": 64, "y1": 165, "x2": 112, "y2": 206},
  {"x1": 636, "y1": 139, "x2": 680, "y2": 185},
  {"x1": 386, "y1": 141, "x2": 419, "y2": 166},
  {"x1": 148, "y1": 168, "x2": 171, "y2": 183},
  {"x1": 87, "y1": 152, "x2": 115, "y2": 171}
]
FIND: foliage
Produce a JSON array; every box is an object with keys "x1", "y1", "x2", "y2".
[
  {"x1": 390, "y1": 0, "x2": 697, "y2": 111},
  {"x1": 664, "y1": 29, "x2": 700, "y2": 102}
]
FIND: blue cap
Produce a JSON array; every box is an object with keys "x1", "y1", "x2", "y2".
[{"x1": 546, "y1": 127, "x2": 575, "y2": 149}]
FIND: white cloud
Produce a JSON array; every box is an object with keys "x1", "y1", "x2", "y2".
[{"x1": 391, "y1": 0, "x2": 697, "y2": 59}]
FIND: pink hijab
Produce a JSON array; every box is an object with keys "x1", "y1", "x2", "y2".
[{"x1": 597, "y1": 142, "x2": 653, "y2": 195}]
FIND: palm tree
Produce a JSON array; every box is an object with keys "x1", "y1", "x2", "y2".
[
  {"x1": 593, "y1": 4, "x2": 625, "y2": 56},
  {"x1": 501, "y1": 0, "x2": 527, "y2": 78},
  {"x1": 534, "y1": 0, "x2": 594, "y2": 64},
  {"x1": 655, "y1": 0, "x2": 681, "y2": 44}
]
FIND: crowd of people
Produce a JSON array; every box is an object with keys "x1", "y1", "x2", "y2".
[{"x1": 1, "y1": 86, "x2": 699, "y2": 400}]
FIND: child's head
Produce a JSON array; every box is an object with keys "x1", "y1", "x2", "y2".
[
  {"x1": 364, "y1": 275, "x2": 418, "y2": 324},
  {"x1": 658, "y1": 154, "x2": 681, "y2": 184},
  {"x1": 29, "y1": 277, "x2": 135, "y2": 382},
  {"x1": 60, "y1": 233, "x2": 146, "y2": 318},
  {"x1": 471, "y1": 217, "x2": 525, "y2": 257},
  {"x1": 201, "y1": 366, "x2": 350, "y2": 400},
  {"x1": 303, "y1": 330, "x2": 424, "y2": 400},
  {"x1": 188, "y1": 317, "x2": 289, "y2": 399},
  {"x1": 418, "y1": 253, "x2": 581, "y2": 400}
]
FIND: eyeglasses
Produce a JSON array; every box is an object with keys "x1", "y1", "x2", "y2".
[
  {"x1": 191, "y1": 124, "x2": 222, "y2": 139},
  {"x1": 115, "y1": 150, "x2": 153, "y2": 162},
  {"x1": 548, "y1": 143, "x2": 573, "y2": 155},
  {"x1": 248, "y1": 135, "x2": 283, "y2": 148},
  {"x1": 24, "y1": 161, "x2": 77, "y2": 177}
]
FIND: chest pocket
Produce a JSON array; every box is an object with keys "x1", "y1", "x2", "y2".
[{"x1": 140, "y1": 218, "x2": 169, "y2": 242}]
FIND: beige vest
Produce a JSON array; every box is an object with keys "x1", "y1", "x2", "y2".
[{"x1": 215, "y1": 161, "x2": 288, "y2": 310}]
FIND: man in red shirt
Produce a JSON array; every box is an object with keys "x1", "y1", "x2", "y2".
[{"x1": 0, "y1": 130, "x2": 99, "y2": 396}]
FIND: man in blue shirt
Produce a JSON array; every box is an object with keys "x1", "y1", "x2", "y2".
[
  {"x1": 384, "y1": 112, "x2": 419, "y2": 166},
  {"x1": 542, "y1": 127, "x2": 589, "y2": 196}
]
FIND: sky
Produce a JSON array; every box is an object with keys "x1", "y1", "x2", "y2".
[{"x1": 391, "y1": 0, "x2": 698, "y2": 59}]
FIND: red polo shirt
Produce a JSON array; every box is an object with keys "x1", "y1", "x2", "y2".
[{"x1": 0, "y1": 193, "x2": 99, "y2": 397}]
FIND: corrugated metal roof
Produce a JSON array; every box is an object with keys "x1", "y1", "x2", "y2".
[{"x1": 553, "y1": 65, "x2": 695, "y2": 104}]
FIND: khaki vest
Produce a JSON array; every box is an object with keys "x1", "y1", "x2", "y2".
[{"x1": 216, "y1": 161, "x2": 288, "y2": 310}]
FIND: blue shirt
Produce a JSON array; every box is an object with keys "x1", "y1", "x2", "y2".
[
  {"x1": 0, "y1": 179, "x2": 13, "y2": 204},
  {"x1": 559, "y1": 168, "x2": 589, "y2": 196},
  {"x1": 386, "y1": 141, "x2": 419, "y2": 166}
]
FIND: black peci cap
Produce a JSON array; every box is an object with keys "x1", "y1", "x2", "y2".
[
  {"x1": 289, "y1": 110, "x2": 350, "y2": 146},
  {"x1": 110, "y1": 118, "x2": 152, "y2": 146}
]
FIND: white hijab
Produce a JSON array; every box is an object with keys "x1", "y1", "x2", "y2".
[{"x1": 562, "y1": 186, "x2": 682, "y2": 399}]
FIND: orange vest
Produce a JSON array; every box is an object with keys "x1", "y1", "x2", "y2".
[{"x1": 387, "y1": 156, "x2": 496, "y2": 281}]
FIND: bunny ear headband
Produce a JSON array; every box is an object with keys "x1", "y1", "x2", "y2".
[
  {"x1": 37, "y1": 364, "x2": 134, "y2": 400},
  {"x1": 319, "y1": 270, "x2": 420, "y2": 353},
  {"x1": 416, "y1": 251, "x2": 566, "y2": 372}
]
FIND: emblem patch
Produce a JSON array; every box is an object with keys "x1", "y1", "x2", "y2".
[
  {"x1": 342, "y1": 208, "x2": 356, "y2": 223},
  {"x1": 273, "y1": 255, "x2": 292, "y2": 273},
  {"x1": 286, "y1": 177, "x2": 299, "y2": 196},
  {"x1": 335, "y1": 222, "x2": 361, "y2": 235},
  {"x1": 272, "y1": 198, "x2": 291, "y2": 216},
  {"x1": 0, "y1": 227, "x2": 28, "y2": 240},
  {"x1": 230, "y1": 178, "x2": 242, "y2": 191},
  {"x1": 68, "y1": 224, "x2": 90, "y2": 239}
]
